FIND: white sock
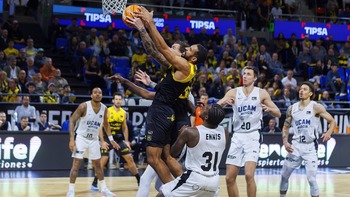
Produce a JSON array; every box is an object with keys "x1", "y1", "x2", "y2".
[
  {"x1": 69, "y1": 183, "x2": 75, "y2": 191},
  {"x1": 280, "y1": 194, "x2": 286, "y2": 197},
  {"x1": 99, "y1": 180, "x2": 107, "y2": 190}
]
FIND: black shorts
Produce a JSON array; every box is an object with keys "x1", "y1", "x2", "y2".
[
  {"x1": 170, "y1": 116, "x2": 190, "y2": 145},
  {"x1": 101, "y1": 135, "x2": 131, "y2": 156},
  {"x1": 145, "y1": 104, "x2": 175, "y2": 147}
]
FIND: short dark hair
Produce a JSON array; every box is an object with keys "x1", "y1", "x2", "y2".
[
  {"x1": 194, "y1": 44, "x2": 208, "y2": 64},
  {"x1": 243, "y1": 65, "x2": 259, "y2": 77},
  {"x1": 301, "y1": 81, "x2": 315, "y2": 99},
  {"x1": 173, "y1": 40, "x2": 189, "y2": 53},
  {"x1": 40, "y1": 111, "x2": 47, "y2": 115},
  {"x1": 113, "y1": 92, "x2": 123, "y2": 99},
  {"x1": 206, "y1": 104, "x2": 225, "y2": 126}
]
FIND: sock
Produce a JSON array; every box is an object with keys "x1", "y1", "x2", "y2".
[
  {"x1": 99, "y1": 180, "x2": 107, "y2": 190},
  {"x1": 280, "y1": 195, "x2": 286, "y2": 197},
  {"x1": 92, "y1": 176, "x2": 98, "y2": 186},
  {"x1": 135, "y1": 174, "x2": 140, "y2": 185},
  {"x1": 69, "y1": 183, "x2": 75, "y2": 191}
]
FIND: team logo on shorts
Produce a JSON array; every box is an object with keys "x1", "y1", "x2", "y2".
[{"x1": 146, "y1": 130, "x2": 153, "y2": 141}]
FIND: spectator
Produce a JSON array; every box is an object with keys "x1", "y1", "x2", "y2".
[
  {"x1": 0, "y1": 29, "x2": 9, "y2": 51},
  {"x1": 160, "y1": 24, "x2": 173, "y2": 45},
  {"x1": 14, "y1": 95, "x2": 37, "y2": 123},
  {"x1": 11, "y1": 20, "x2": 25, "y2": 44},
  {"x1": 48, "y1": 17, "x2": 65, "y2": 47},
  {"x1": 278, "y1": 88, "x2": 295, "y2": 108},
  {"x1": 108, "y1": 34, "x2": 128, "y2": 57},
  {"x1": 326, "y1": 63, "x2": 346, "y2": 96},
  {"x1": 37, "y1": 111, "x2": 61, "y2": 131},
  {"x1": 298, "y1": 47, "x2": 312, "y2": 80},
  {"x1": 14, "y1": 116, "x2": 31, "y2": 131},
  {"x1": 17, "y1": 70, "x2": 28, "y2": 93},
  {"x1": 2, "y1": 78, "x2": 21, "y2": 102},
  {"x1": 16, "y1": 48, "x2": 27, "y2": 70},
  {"x1": 26, "y1": 57, "x2": 37, "y2": 80},
  {"x1": 3, "y1": 56, "x2": 20, "y2": 79},
  {"x1": 0, "y1": 50, "x2": 8, "y2": 70},
  {"x1": 206, "y1": 49, "x2": 218, "y2": 69},
  {"x1": 271, "y1": 2, "x2": 283, "y2": 20},
  {"x1": 302, "y1": 34, "x2": 313, "y2": 51},
  {"x1": 320, "y1": 90, "x2": 340, "y2": 109},
  {"x1": 24, "y1": 38, "x2": 38, "y2": 57},
  {"x1": 93, "y1": 35, "x2": 110, "y2": 57},
  {"x1": 131, "y1": 46, "x2": 147, "y2": 66},
  {"x1": 4, "y1": 40, "x2": 19, "y2": 57},
  {"x1": 140, "y1": 54, "x2": 160, "y2": 82},
  {"x1": 190, "y1": 93, "x2": 209, "y2": 126},
  {"x1": 235, "y1": 28, "x2": 248, "y2": 46},
  {"x1": 84, "y1": 56, "x2": 106, "y2": 89},
  {"x1": 281, "y1": 70, "x2": 297, "y2": 90},
  {"x1": 262, "y1": 118, "x2": 281, "y2": 133},
  {"x1": 61, "y1": 85, "x2": 76, "y2": 104},
  {"x1": 100, "y1": 56, "x2": 114, "y2": 90},
  {"x1": 223, "y1": 28, "x2": 236, "y2": 47},
  {"x1": 73, "y1": 41, "x2": 92, "y2": 78},
  {"x1": 0, "y1": 71, "x2": 9, "y2": 96},
  {"x1": 129, "y1": 30, "x2": 142, "y2": 53},
  {"x1": 257, "y1": 1, "x2": 270, "y2": 31},
  {"x1": 85, "y1": 28, "x2": 99, "y2": 48},
  {"x1": 0, "y1": 111, "x2": 12, "y2": 131},
  {"x1": 42, "y1": 83, "x2": 60, "y2": 104},
  {"x1": 40, "y1": 58, "x2": 56, "y2": 82},
  {"x1": 34, "y1": 48, "x2": 47, "y2": 69},
  {"x1": 269, "y1": 52, "x2": 283, "y2": 76},
  {"x1": 337, "y1": 49, "x2": 348, "y2": 68},
  {"x1": 257, "y1": 45, "x2": 272, "y2": 64},
  {"x1": 173, "y1": 26, "x2": 186, "y2": 42},
  {"x1": 48, "y1": 69, "x2": 68, "y2": 94},
  {"x1": 32, "y1": 73, "x2": 46, "y2": 94},
  {"x1": 256, "y1": 54, "x2": 270, "y2": 77},
  {"x1": 65, "y1": 18, "x2": 79, "y2": 39},
  {"x1": 26, "y1": 82, "x2": 40, "y2": 103}
]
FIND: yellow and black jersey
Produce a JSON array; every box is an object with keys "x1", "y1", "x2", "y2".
[
  {"x1": 108, "y1": 106, "x2": 126, "y2": 136},
  {"x1": 153, "y1": 63, "x2": 196, "y2": 106}
]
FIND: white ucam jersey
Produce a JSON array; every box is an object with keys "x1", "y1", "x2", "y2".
[
  {"x1": 76, "y1": 101, "x2": 106, "y2": 140},
  {"x1": 185, "y1": 125, "x2": 226, "y2": 176},
  {"x1": 232, "y1": 87, "x2": 263, "y2": 133},
  {"x1": 291, "y1": 101, "x2": 320, "y2": 143}
]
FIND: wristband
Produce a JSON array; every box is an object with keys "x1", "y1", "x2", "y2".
[
  {"x1": 149, "y1": 81, "x2": 157, "y2": 89},
  {"x1": 108, "y1": 136, "x2": 114, "y2": 141}
]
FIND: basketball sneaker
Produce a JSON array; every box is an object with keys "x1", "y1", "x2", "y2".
[
  {"x1": 91, "y1": 184, "x2": 99, "y2": 191},
  {"x1": 66, "y1": 190, "x2": 74, "y2": 197},
  {"x1": 101, "y1": 188, "x2": 116, "y2": 197}
]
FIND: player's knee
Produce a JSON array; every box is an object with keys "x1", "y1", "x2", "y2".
[
  {"x1": 244, "y1": 172, "x2": 255, "y2": 183},
  {"x1": 225, "y1": 174, "x2": 236, "y2": 184}
]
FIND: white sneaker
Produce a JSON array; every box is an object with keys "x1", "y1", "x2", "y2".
[
  {"x1": 101, "y1": 188, "x2": 116, "y2": 197},
  {"x1": 66, "y1": 190, "x2": 74, "y2": 197},
  {"x1": 339, "y1": 93, "x2": 347, "y2": 96}
]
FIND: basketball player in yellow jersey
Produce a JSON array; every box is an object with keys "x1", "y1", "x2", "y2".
[{"x1": 91, "y1": 92, "x2": 140, "y2": 190}]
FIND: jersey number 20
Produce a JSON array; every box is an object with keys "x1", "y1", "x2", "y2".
[{"x1": 201, "y1": 151, "x2": 219, "y2": 171}]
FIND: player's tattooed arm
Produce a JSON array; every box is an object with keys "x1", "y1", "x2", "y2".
[
  {"x1": 138, "y1": 27, "x2": 171, "y2": 68},
  {"x1": 282, "y1": 105, "x2": 292, "y2": 144}
]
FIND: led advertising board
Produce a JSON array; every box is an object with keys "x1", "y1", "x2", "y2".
[
  {"x1": 274, "y1": 20, "x2": 350, "y2": 42},
  {"x1": 53, "y1": 4, "x2": 235, "y2": 35}
]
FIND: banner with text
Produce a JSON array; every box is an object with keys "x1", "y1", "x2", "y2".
[
  {"x1": 53, "y1": 4, "x2": 236, "y2": 35},
  {"x1": 274, "y1": 20, "x2": 350, "y2": 42}
]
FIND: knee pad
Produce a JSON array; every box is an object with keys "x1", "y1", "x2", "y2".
[
  {"x1": 280, "y1": 165, "x2": 295, "y2": 192},
  {"x1": 307, "y1": 170, "x2": 319, "y2": 196}
]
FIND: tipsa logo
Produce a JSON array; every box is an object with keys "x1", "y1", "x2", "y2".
[
  {"x1": 0, "y1": 137, "x2": 42, "y2": 169},
  {"x1": 304, "y1": 27, "x2": 328, "y2": 36},
  {"x1": 189, "y1": 20, "x2": 215, "y2": 30},
  {"x1": 84, "y1": 13, "x2": 112, "y2": 23}
]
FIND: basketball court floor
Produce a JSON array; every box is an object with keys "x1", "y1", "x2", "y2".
[{"x1": 1, "y1": 167, "x2": 349, "y2": 197}]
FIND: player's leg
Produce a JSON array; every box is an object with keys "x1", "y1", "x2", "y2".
[
  {"x1": 304, "y1": 145, "x2": 319, "y2": 197},
  {"x1": 121, "y1": 152, "x2": 140, "y2": 185},
  {"x1": 90, "y1": 140, "x2": 116, "y2": 197},
  {"x1": 280, "y1": 147, "x2": 301, "y2": 196},
  {"x1": 147, "y1": 146, "x2": 173, "y2": 183},
  {"x1": 225, "y1": 133, "x2": 244, "y2": 197},
  {"x1": 244, "y1": 161, "x2": 257, "y2": 197},
  {"x1": 162, "y1": 144, "x2": 182, "y2": 177},
  {"x1": 91, "y1": 148, "x2": 110, "y2": 191},
  {"x1": 67, "y1": 136, "x2": 88, "y2": 196},
  {"x1": 225, "y1": 165, "x2": 240, "y2": 197},
  {"x1": 136, "y1": 165, "x2": 158, "y2": 197}
]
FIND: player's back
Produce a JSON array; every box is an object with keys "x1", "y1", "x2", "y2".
[
  {"x1": 153, "y1": 64, "x2": 196, "y2": 106},
  {"x1": 185, "y1": 125, "x2": 226, "y2": 176},
  {"x1": 76, "y1": 101, "x2": 106, "y2": 140}
]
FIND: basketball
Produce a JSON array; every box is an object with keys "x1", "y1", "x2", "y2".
[{"x1": 122, "y1": 4, "x2": 141, "y2": 27}]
